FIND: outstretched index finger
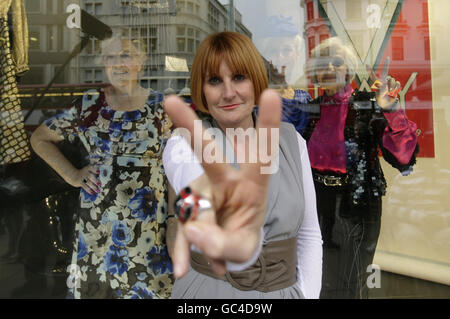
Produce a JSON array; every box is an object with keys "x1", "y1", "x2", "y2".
[
  {"x1": 381, "y1": 56, "x2": 391, "y2": 80},
  {"x1": 243, "y1": 89, "x2": 281, "y2": 183}
]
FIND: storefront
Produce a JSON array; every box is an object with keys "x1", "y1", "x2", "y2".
[{"x1": 0, "y1": 0, "x2": 449, "y2": 299}]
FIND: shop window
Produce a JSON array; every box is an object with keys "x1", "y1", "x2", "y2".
[
  {"x1": 25, "y1": 0, "x2": 41, "y2": 13},
  {"x1": 21, "y1": 65, "x2": 44, "y2": 84},
  {"x1": 177, "y1": 0, "x2": 185, "y2": 12},
  {"x1": 141, "y1": 79, "x2": 149, "y2": 88},
  {"x1": 424, "y1": 36, "x2": 435, "y2": 61},
  {"x1": 422, "y1": 2, "x2": 429, "y2": 23},
  {"x1": 94, "y1": 70, "x2": 103, "y2": 83},
  {"x1": 46, "y1": 0, "x2": 53, "y2": 14},
  {"x1": 85, "y1": 3, "x2": 93, "y2": 15},
  {"x1": 177, "y1": 26, "x2": 199, "y2": 53},
  {"x1": 308, "y1": 36, "x2": 315, "y2": 57},
  {"x1": 150, "y1": 79, "x2": 158, "y2": 90},
  {"x1": 47, "y1": 26, "x2": 54, "y2": 51},
  {"x1": 6, "y1": 0, "x2": 449, "y2": 301},
  {"x1": 149, "y1": 38, "x2": 157, "y2": 53},
  {"x1": 392, "y1": 36, "x2": 404, "y2": 61},
  {"x1": 53, "y1": 65, "x2": 65, "y2": 84},
  {"x1": 57, "y1": 25, "x2": 64, "y2": 51},
  {"x1": 95, "y1": 3, "x2": 103, "y2": 15},
  {"x1": 29, "y1": 27, "x2": 41, "y2": 51},
  {"x1": 319, "y1": 34, "x2": 329, "y2": 44},
  {"x1": 56, "y1": 0, "x2": 63, "y2": 13},
  {"x1": 187, "y1": 38, "x2": 194, "y2": 53},
  {"x1": 177, "y1": 26, "x2": 185, "y2": 36},
  {"x1": 424, "y1": 36, "x2": 430, "y2": 60},
  {"x1": 84, "y1": 69, "x2": 102, "y2": 83},
  {"x1": 177, "y1": 78, "x2": 186, "y2": 90},
  {"x1": 307, "y1": 2, "x2": 314, "y2": 21},
  {"x1": 187, "y1": 2, "x2": 194, "y2": 14},
  {"x1": 346, "y1": 0, "x2": 362, "y2": 20},
  {"x1": 86, "y1": 39, "x2": 101, "y2": 55},
  {"x1": 131, "y1": 28, "x2": 139, "y2": 38},
  {"x1": 208, "y1": 3, "x2": 220, "y2": 31},
  {"x1": 84, "y1": 70, "x2": 93, "y2": 83},
  {"x1": 177, "y1": 38, "x2": 186, "y2": 52}
]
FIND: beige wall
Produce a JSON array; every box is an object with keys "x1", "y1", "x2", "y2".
[{"x1": 374, "y1": 0, "x2": 450, "y2": 286}]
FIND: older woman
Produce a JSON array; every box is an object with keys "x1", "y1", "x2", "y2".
[
  {"x1": 162, "y1": 32, "x2": 323, "y2": 299},
  {"x1": 30, "y1": 36, "x2": 173, "y2": 298},
  {"x1": 282, "y1": 37, "x2": 419, "y2": 298}
]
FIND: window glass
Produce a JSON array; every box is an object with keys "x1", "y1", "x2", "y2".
[
  {"x1": 25, "y1": 0, "x2": 41, "y2": 12},
  {"x1": 29, "y1": 27, "x2": 41, "y2": 50},
  {"x1": 1, "y1": 0, "x2": 449, "y2": 301}
]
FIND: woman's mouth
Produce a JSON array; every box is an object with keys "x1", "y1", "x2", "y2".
[
  {"x1": 321, "y1": 75, "x2": 336, "y2": 81},
  {"x1": 113, "y1": 71, "x2": 128, "y2": 75},
  {"x1": 220, "y1": 104, "x2": 240, "y2": 110}
]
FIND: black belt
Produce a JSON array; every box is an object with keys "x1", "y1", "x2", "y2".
[{"x1": 313, "y1": 171, "x2": 349, "y2": 187}]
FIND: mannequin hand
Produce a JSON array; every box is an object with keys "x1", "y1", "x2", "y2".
[
  {"x1": 367, "y1": 57, "x2": 401, "y2": 111},
  {"x1": 69, "y1": 165, "x2": 101, "y2": 195}
]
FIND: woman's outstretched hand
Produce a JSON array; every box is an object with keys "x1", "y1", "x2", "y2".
[{"x1": 163, "y1": 89, "x2": 281, "y2": 278}]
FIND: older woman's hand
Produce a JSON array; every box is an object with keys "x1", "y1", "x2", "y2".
[
  {"x1": 368, "y1": 57, "x2": 402, "y2": 111},
  {"x1": 163, "y1": 89, "x2": 281, "y2": 278}
]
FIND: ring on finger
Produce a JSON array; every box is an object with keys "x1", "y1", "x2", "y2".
[{"x1": 174, "y1": 186, "x2": 212, "y2": 224}]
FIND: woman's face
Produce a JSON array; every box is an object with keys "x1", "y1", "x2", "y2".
[
  {"x1": 203, "y1": 60, "x2": 256, "y2": 130},
  {"x1": 314, "y1": 47, "x2": 348, "y2": 94},
  {"x1": 102, "y1": 39, "x2": 143, "y2": 89}
]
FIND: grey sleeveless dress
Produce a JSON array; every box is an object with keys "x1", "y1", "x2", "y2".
[{"x1": 171, "y1": 120, "x2": 306, "y2": 299}]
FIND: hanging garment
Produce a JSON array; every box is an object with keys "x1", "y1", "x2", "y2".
[{"x1": 0, "y1": 0, "x2": 30, "y2": 164}]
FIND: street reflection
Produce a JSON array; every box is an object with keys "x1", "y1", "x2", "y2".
[{"x1": 0, "y1": 0, "x2": 449, "y2": 299}]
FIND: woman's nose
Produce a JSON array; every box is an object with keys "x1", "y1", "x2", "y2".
[
  {"x1": 326, "y1": 61, "x2": 335, "y2": 70},
  {"x1": 223, "y1": 81, "x2": 236, "y2": 100}
]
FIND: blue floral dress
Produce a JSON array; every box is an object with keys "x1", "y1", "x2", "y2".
[{"x1": 45, "y1": 88, "x2": 174, "y2": 298}]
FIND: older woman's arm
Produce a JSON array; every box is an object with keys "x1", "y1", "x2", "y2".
[
  {"x1": 370, "y1": 62, "x2": 419, "y2": 174},
  {"x1": 380, "y1": 108, "x2": 419, "y2": 174},
  {"x1": 30, "y1": 101, "x2": 100, "y2": 195},
  {"x1": 31, "y1": 125, "x2": 75, "y2": 185}
]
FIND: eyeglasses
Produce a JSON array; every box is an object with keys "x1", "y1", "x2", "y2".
[{"x1": 315, "y1": 56, "x2": 346, "y2": 69}]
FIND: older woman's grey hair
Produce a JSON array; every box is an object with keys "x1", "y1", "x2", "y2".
[{"x1": 306, "y1": 37, "x2": 358, "y2": 85}]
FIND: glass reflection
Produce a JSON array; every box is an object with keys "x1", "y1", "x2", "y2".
[{"x1": 0, "y1": 0, "x2": 449, "y2": 300}]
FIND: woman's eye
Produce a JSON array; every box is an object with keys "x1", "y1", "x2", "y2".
[
  {"x1": 233, "y1": 74, "x2": 245, "y2": 81},
  {"x1": 207, "y1": 77, "x2": 221, "y2": 85},
  {"x1": 120, "y1": 53, "x2": 131, "y2": 59}
]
